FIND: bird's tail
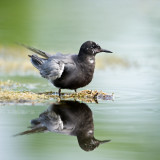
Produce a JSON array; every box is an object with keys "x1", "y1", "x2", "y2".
[
  {"x1": 20, "y1": 43, "x2": 51, "y2": 58},
  {"x1": 28, "y1": 55, "x2": 45, "y2": 70},
  {"x1": 14, "y1": 126, "x2": 47, "y2": 136}
]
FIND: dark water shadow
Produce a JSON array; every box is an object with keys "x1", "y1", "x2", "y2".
[{"x1": 15, "y1": 100, "x2": 110, "y2": 151}]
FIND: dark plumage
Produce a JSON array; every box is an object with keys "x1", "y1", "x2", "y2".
[
  {"x1": 15, "y1": 100, "x2": 110, "y2": 151},
  {"x1": 25, "y1": 41, "x2": 112, "y2": 95}
]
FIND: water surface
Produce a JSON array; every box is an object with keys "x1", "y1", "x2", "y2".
[{"x1": 0, "y1": 0, "x2": 160, "y2": 160}]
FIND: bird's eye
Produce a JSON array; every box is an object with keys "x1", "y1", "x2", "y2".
[
  {"x1": 91, "y1": 45, "x2": 96, "y2": 49},
  {"x1": 96, "y1": 44, "x2": 100, "y2": 49}
]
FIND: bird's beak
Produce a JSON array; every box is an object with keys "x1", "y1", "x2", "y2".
[
  {"x1": 100, "y1": 48, "x2": 113, "y2": 53},
  {"x1": 99, "y1": 139, "x2": 111, "y2": 144}
]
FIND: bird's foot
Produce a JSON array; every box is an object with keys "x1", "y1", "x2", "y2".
[{"x1": 58, "y1": 88, "x2": 61, "y2": 97}]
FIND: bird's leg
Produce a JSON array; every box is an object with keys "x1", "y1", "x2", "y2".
[
  {"x1": 74, "y1": 89, "x2": 78, "y2": 96},
  {"x1": 58, "y1": 88, "x2": 61, "y2": 97},
  {"x1": 74, "y1": 89, "x2": 78, "y2": 101},
  {"x1": 73, "y1": 89, "x2": 77, "y2": 101}
]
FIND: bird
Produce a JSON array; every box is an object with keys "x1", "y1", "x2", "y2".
[
  {"x1": 15, "y1": 100, "x2": 110, "y2": 151},
  {"x1": 24, "y1": 41, "x2": 112, "y2": 96}
]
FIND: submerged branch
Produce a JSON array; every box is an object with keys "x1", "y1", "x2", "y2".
[{"x1": 0, "y1": 89, "x2": 114, "y2": 104}]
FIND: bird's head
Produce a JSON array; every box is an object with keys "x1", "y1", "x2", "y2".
[
  {"x1": 77, "y1": 136, "x2": 111, "y2": 151},
  {"x1": 79, "y1": 41, "x2": 112, "y2": 57}
]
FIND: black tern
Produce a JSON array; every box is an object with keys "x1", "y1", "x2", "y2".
[
  {"x1": 25, "y1": 41, "x2": 112, "y2": 95},
  {"x1": 15, "y1": 100, "x2": 110, "y2": 151}
]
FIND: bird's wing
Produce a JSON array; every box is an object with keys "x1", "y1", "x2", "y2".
[
  {"x1": 40, "y1": 59, "x2": 65, "y2": 80},
  {"x1": 22, "y1": 44, "x2": 51, "y2": 58},
  {"x1": 58, "y1": 55, "x2": 77, "y2": 75},
  {"x1": 40, "y1": 55, "x2": 76, "y2": 81}
]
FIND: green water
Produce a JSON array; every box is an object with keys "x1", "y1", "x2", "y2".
[{"x1": 0, "y1": 0, "x2": 160, "y2": 160}]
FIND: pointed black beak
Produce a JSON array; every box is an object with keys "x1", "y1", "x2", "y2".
[
  {"x1": 100, "y1": 49, "x2": 112, "y2": 53},
  {"x1": 99, "y1": 139, "x2": 111, "y2": 144}
]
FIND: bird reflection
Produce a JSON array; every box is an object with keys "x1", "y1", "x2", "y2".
[{"x1": 16, "y1": 101, "x2": 110, "y2": 151}]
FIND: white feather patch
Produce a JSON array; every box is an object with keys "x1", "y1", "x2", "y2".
[{"x1": 89, "y1": 58, "x2": 94, "y2": 64}]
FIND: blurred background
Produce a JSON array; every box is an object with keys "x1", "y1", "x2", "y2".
[{"x1": 0, "y1": 0, "x2": 160, "y2": 160}]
